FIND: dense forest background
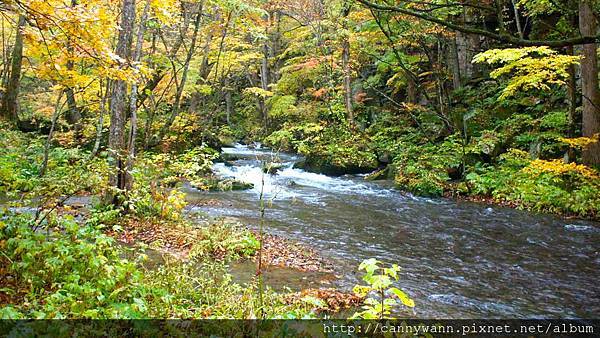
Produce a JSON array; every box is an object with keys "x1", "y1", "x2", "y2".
[
  {"x1": 0, "y1": 0, "x2": 599, "y2": 320},
  {"x1": 2, "y1": 0, "x2": 599, "y2": 216}
]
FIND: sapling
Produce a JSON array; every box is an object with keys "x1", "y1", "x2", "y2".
[{"x1": 351, "y1": 258, "x2": 415, "y2": 319}]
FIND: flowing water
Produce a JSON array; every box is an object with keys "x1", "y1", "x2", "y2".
[{"x1": 184, "y1": 144, "x2": 600, "y2": 319}]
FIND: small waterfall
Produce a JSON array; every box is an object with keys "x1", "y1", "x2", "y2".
[{"x1": 213, "y1": 144, "x2": 391, "y2": 200}]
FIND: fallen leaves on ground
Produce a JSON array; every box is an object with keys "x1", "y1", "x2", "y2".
[
  {"x1": 109, "y1": 218, "x2": 195, "y2": 260},
  {"x1": 255, "y1": 232, "x2": 333, "y2": 273},
  {"x1": 110, "y1": 219, "x2": 335, "y2": 274},
  {"x1": 284, "y1": 288, "x2": 363, "y2": 313}
]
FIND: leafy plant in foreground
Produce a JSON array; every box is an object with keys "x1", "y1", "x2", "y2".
[{"x1": 351, "y1": 259, "x2": 415, "y2": 319}]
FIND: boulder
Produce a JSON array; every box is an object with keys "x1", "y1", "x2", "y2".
[
  {"x1": 294, "y1": 155, "x2": 378, "y2": 176},
  {"x1": 262, "y1": 162, "x2": 285, "y2": 175}
]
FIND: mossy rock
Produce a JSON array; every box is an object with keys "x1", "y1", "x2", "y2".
[
  {"x1": 365, "y1": 167, "x2": 389, "y2": 181},
  {"x1": 294, "y1": 154, "x2": 378, "y2": 176},
  {"x1": 217, "y1": 179, "x2": 254, "y2": 191},
  {"x1": 219, "y1": 152, "x2": 243, "y2": 162},
  {"x1": 191, "y1": 178, "x2": 254, "y2": 191},
  {"x1": 262, "y1": 162, "x2": 285, "y2": 175}
]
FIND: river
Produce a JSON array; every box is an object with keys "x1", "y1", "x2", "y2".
[{"x1": 183, "y1": 144, "x2": 600, "y2": 319}]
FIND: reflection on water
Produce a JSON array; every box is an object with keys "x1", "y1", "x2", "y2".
[{"x1": 185, "y1": 144, "x2": 600, "y2": 319}]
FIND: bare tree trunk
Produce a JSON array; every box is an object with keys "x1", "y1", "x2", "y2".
[
  {"x1": 0, "y1": 18, "x2": 10, "y2": 89},
  {"x1": 260, "y1": 35, "x2": 270, "y2": 128},
  {"x1": 511, "y1": 0, "x2": 524, "y2": 39},
  {"x1": 455, "y1": 7, "x2": 479, "y2": 80},
  {"x1": 64, "y1": 0, "x2": 81, "y2": 132},
  {"x1": 341, "y1": 1, "x2": 354, "y2": 126},
  {"x1": 564, "y1": 45, "x2": 578, "y2": 163},
  {"x1": 107, "y1": 0, "x2": 135, "y2": 204},
  {"x1": 271, "y1": 11, "x2": 283, "y2": 82},
  {"x1": 342, "y1": 39, "x2": 353, "y2": 125},
  {"x1": 40, "y1": 92, "x2": 65, "y2": 177},
  {"x1": 579, "y1": 0, "x2": 600, "y2": 166},
  {"x1": 198, "y1": 28, "x2": 214, "y2": 81},
  {"x1": 125, "y1": 0, "x2": 150, "y2": 190},
  {"x1": 188, "y1": 16, "x2": 215, "y2": 113},
  {"x1": 449, "y1": 34, "x2": 462, "y2": 90},
  {"x1": 211, "y1": 10, "x2": 230, "y2": 85},
  {"x1": 224, "y1": 76, "x2": 233, "y2": 125},
  {"x1": 1, "y1": 15, "x2": 25, "y2": 124},
  {"x1": 64, "y1": 88, "x2": 80, "y2": 125},
  {"x1": 567, "y1": 45, "x2": 578, "y2": 136},
  {"x1": 406, "y1": 70, "x2": 417, "y2": 103},
  {"x1": 91, "y1": 80, "x2": 110, "y2": 157}
]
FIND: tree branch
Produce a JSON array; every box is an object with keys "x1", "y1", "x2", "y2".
[{"x1": 356, "y1": 0, "x2": 600, "y2": 47}]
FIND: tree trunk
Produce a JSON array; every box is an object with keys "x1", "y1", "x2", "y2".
[
  {"x1": 579, "y1": 0, "x2": 600, "y2": 166},
  {"x1": 406, "y1": 70, "x2": 417, "y2": 103},
  {"x1": 40, "y1": 92, "x2": 64, "y2": 177},
  {"x1": 449, "y1": 34, "x2": 462, "y2": 90},
  {"x1": 260, "y1": 40, "x2": 270, "y2": 129},
  {"x1": 125, "y1": 0, "x2": 150, "y2": 191},
  {"x1": 271, "y1": 11, "x2": 283, "y2": 82},
  {"x1": 64, "y1": 88, "x2": 80, "y2": 126},
  {"x1": 188, "y1": 32, "x2": 213, "y2": 113},
  {"x1": 564, "y1": 45, "x2": 579, "y2": 163},
  {"x1": 107, "y1": 0, "x2": 135, "y2": 204},
  {"x1": 511, "y1": 0, "x2": 524, "y2": 39},
  {"x1": 1, "y1": 15, "x2": 25, "y2": 123},
  {"x1": 455, "y1": 7, "x2": 480, "y2": 80},
  {"x1": 224, "y1": 76, "x2": 233, "y2": 126},
  {"x1": 341, "y1": 1, "x2": 354, "y2": 126},
  {"x1": 64, "y1": 0, "x2": 81, "y2": 131},
  {"x1": 91, "y1": 80, "x2": 110, "y2": 157}
]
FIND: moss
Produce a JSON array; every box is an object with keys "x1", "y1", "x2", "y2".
[{"x1": 295, "y1": 153, "x2": 378, "y2": 176}]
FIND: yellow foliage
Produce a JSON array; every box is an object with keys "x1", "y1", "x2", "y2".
[
  {"x1": 473, "y1": 47, "x2": 579, "y2": 100},
  {"x1": 54, "y1": 131, "x2": 77, "y2": 147},
  {"x1": 524, "y1": 159, "x2": 599, "y2": 179},
  {"x1": 560, "y1": 134, "x2": 600, "y2": 149},
  {"x1": 162, "y1": 190, "x2": 187, "y2": 220},
  {"x1": 244, "y1": 87, "x2": 273, "y2": 98},
  {"x1": 150, "y1": 0, "x2": 178, "y2": 24}
]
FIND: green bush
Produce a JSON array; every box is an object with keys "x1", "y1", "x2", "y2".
[
  {"x1": 467, "y1": 149, "x2": 600, "y2": 217},
  {"x1": 0, "y1": 212, "x2": 309, "y2": 319},
  {"x1": 393, "y1": 136, "x2": 463, "y2": 197}
]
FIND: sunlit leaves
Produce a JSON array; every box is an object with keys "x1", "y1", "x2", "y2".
[
  {"x1": 560, "y1": 134, "x2": 600, "y2": 150},
  {"x1": 473, "y1": 47, "x2": 579, "y2": 100},
  {"x1": 243, "y1": 86, "x2": 273, "y2": 98}
]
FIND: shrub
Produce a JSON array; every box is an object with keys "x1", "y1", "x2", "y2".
[
  {"x1": 467, "y1": 149, "x2": 600, "y2": 217},
  {"x1": 393, "y1": 136, "x2": 463, "y2": 197},
  {"x1": 0, "y1": 212, "x2": 309, "y2": 319}
]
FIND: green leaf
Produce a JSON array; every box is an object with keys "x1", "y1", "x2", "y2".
[
  {"x1": 389, "y1": 287, "x2": 415, "y2": 308},
  {"x1": 358, "y1": 258, "x2": 380, "y2": 275}
]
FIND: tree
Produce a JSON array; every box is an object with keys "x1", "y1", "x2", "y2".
[
  {"x1": 341, "y1": 0, "x2": 354, "y2": 126},
  {"x1": 355, "y1": 0, "x2": 600, "y2": 47},
  {"x1": 150, "y1": 2, "x2": 203, "y2": 147},
  {"x1": 0, "y1": 15, "x2": 25, "y2": 123},
  {"x1": 125, "y1": 0, "x2": 151, "y2": 190},
  {"x1": 579, "y1": 0, "x2": 600, "y2": 165},
  {"x1": 107, "y1": 0, "x2": 135, "y2": 204},
  {"x1": 357, "y1": 0, "x2": 600, "y2": 165},
  {"x1": 63, "y1": 0, "x2": 82, "y2": 133}
]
